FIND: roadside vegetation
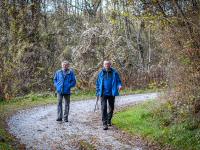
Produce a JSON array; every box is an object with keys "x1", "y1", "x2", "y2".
[{"x1": 113, "y1": 100, "x2": 200, "y2": 150}]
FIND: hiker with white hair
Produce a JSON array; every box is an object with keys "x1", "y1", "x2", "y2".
[
  {"x1": 54, "y1": 60, "x2": 76, "y2": 122},
  {"x1": 96, "y1": 60, "x2": 122, "y2": 130}
]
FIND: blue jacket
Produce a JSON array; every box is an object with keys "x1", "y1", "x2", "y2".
[
  {"x1": 54, "y1": 69, "x2": 76, "y2": 94},
  {"x1": 96, "y1": 68, "x2": 122, "y2": 96}
]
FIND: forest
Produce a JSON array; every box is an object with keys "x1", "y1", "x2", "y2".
[
  {"x1": 1, "y1": 0, "x2": 199, "y2": 116},
  {"x1": 0, "y1": 0, "x2": 200, "y2": 148}
]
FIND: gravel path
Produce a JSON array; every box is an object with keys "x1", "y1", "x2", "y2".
[{"x1": 8, "y1": 93, "x2": 158, "y2": 150}]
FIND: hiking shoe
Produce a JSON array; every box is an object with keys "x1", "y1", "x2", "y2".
[
  {"x1": 64, "y1": 119, "x2": 68, "y2": 122},
  {"x1": 56, "y1": 118, "x2": 62, "y2": 121},
  {"x1": 103, "y1": 125, "x2": 108, "y2": 130}
]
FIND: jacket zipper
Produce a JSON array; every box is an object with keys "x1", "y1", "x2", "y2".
[{"x1": 62, "y1": 71, "x2": 68, "y2": 94}]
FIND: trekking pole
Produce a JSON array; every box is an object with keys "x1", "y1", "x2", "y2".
[{"x1": 94, "y1": 96, "x2": 99, "y2": 112}]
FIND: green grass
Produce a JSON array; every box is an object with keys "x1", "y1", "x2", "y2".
[
  {"x1": 0, "y1": 88, "x2": 157, "y2": 149},
  {"x1": 0, "y1": 128, "x2": 13, "y2": 150},
  {"x1": 120, "y1": 88, "x2": 160, "y2": 95},
  {"x1": 113, "y1": 100, "x2": 200, "y2": 150}
]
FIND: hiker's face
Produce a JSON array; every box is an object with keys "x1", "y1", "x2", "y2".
[
  {"x1": 104, "y1": 61, "x2": 111, "y2": 70},
  {"x1": 62, "y1": 63, "x2": 69, "y2": 70}
]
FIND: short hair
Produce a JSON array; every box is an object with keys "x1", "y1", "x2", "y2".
[
  {"x1": 61, "y1": 60, "x2": 69, "y2": 65},
  {"x1": 103, "y1": 60, "x2": 111, "y2": 65}
]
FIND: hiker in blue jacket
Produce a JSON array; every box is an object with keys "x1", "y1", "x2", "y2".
[
  {"x1": 96, "y1": 60, "x2": 122, "y2": 130},
  {"x1": 54, "y1": 60, "x2": 76, "y2": 122}
]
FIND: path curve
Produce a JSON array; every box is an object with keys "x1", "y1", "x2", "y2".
[{"x1": 8, "y1": 93, "x2": 158, "y2": 150}]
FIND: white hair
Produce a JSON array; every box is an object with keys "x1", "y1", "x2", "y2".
[
  {"x1": 103, "y1": 60, "x2": 111, "y2": 65},
  {"x1": 61, "y1": 60, "x2": 69, "y2": 65}
]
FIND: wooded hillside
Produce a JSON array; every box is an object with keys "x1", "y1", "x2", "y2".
[{"x1": 0, "y1": 1, "x2": 199, "y2": 119}]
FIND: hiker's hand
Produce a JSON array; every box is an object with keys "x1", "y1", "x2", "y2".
[{"x1": 118, "y1": 86, "x2": 122, "y2": 91}]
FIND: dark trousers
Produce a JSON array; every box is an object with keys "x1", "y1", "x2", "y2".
[
  {"x1": 57, "y1": 93, "x2": 70, "y2": 120},
  {"x1": 100, "y1": 96, "x2": 115, "y2": 125}
]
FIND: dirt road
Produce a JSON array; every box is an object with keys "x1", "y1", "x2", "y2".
[{"x1": 8, "y1": 93, "x2": 158, "y2": 150}]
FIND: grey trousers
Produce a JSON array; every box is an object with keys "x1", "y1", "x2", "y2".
[{"x1": 57, "y1": 93, "x2": 70, "y2": 120}]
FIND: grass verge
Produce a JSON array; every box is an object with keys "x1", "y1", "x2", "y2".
[{"x1": 113, "y1": 100, "x2": 200, "y2": 150}]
